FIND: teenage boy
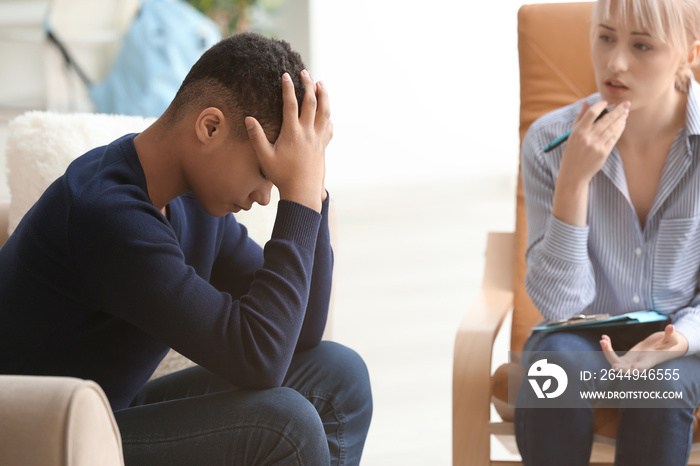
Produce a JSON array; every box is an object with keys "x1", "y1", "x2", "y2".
[{"x1": 0, "y1": 33, "x2": 372, "y2": 465}]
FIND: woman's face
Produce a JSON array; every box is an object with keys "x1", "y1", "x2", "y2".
[{"x1": 591, "y1": 15, "x2": 685, "y2": 112}]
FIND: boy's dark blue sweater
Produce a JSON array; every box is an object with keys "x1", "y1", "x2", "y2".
[{"x1": 0, "y1": 134, "x2": 332, "y2": 410}]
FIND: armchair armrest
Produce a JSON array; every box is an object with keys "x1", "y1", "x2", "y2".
[
  {"x1": 0, "y1": 199, "x2": 9, "y2": 247},
  {"x1": 453, "y1": 232, "x2": 515, "y2": 466},
  {"x1": 0, "y1": 375, "x2": 124, "y2": 466}
]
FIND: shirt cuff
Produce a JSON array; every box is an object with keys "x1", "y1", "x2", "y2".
[
  {"x1": 272, "y1": 200, "x2": 322, "y2": 251},
  {"x1": 541, "y1": 216, "x2": 590, "y2": 264},
  {"x1": 672, "y1": 313, "x2": 700, "y2": 355}
]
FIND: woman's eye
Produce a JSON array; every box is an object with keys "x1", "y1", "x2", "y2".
[
  {"x1": 599, "y1": 34, "x2": 614, "y2": 43},
  {"x1": 634, "y1": 43, "x2": 651, "y2": 51}
]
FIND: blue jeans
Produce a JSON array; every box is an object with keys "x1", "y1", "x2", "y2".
[
  {"x1": 514, "y1": 331, "x2": 700, "y2": 466},
  {"x1": 114, "y1": 341, "x2": 372, "y2": 465}
]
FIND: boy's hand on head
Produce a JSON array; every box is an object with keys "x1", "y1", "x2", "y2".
[{"x1": 246, "y1": 70, "x2": 333, "y2": 213}]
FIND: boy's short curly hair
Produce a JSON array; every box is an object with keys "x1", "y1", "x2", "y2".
[{"x1": 164, "y1": 32, "x2": 306, "y2": 141}]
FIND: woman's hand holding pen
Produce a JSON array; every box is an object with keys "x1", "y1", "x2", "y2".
[
  {"x1": 600, "y1": 324, "x2": 689, "y2": 371},
  {"x1": 552, "y1": 100, "x2": 630, "y2": 226},
  {"x1": 560, "y1": 100, "x2": 630, "y2": 182}
]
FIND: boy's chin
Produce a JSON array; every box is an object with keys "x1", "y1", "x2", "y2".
[{"x1": 201, "y1": 204, "x2": 232, "y2": 217}]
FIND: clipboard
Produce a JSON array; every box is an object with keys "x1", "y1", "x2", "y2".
[{"x1": 532, "y1": 310, "x2": 670, "y2": 333}]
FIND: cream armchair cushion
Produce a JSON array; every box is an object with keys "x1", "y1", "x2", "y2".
[{"x1": 6, "y1": 112, "x2": 156, "y2": 235}]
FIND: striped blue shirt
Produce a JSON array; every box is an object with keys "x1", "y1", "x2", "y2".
[{"x1": 522, "y1": 79, "x2": 700, "y2": 354}]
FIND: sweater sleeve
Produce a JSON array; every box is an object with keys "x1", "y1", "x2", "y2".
[
  {"x1": 210, "y1": 196, "x2": 333, "y2": 351},
  {"x1": 70, "y1": 189, "x2": 322, "y2": 389},
  {"x1": 295, "y1": 194, "x2": 333, "y2": 350},
  {"x1": 521, "y1": 124, "x2": 597, "y2": 321}
]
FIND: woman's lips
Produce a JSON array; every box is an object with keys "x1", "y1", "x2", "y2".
[{"x1": 605, "y1": 79, "x2": 629, "y2": 96}]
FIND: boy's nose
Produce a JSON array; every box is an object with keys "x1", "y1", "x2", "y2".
[{"x1": 251, "y1": 180, "x2": 273, "y2": 206}]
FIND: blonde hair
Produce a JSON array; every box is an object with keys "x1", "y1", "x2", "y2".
[{"x1": 593, "y1": 0, "x2": 700, "y2": 89}]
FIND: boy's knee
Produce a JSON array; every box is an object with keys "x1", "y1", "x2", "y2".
[
  {"x1": 248, "y1": 387, "x2": 329, "y2": 464},
  {"x1": 310, "y1": 342, "x2": 372, "y2": 409},
  {"x1": 320, "y1": 342, "x2": 370, "y2": 383},
  {"x1": 289, "y1": 342, "x2": 373, "y2": 431}
]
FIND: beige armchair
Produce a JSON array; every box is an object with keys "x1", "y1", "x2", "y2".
[
  {"x1": 452, "y1": 3, "x2": 700, "y2": 465},
  {"x1": 0, "y1": 374, "x2": 124, "y2": 466},
  {"x1": 0, "y1": 110, "x2": 332, "y2": 465}
]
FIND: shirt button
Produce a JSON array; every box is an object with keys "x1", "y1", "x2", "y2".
[
  {"x1": 633, "y1": 295, "x2": 640, "y2": 304},
  {"x1": 635, "y1": 247, "x2": 642, "y2": 257}
]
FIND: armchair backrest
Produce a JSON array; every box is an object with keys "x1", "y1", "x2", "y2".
[{"x1": 512, "y1": 2, "x2": 597, "y2": 352}]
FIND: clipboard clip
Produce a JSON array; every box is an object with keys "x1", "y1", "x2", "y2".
[{"x1": 546, "y1": 313, "x2": 611, "y2": 327}]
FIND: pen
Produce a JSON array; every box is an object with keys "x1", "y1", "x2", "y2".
[{"x1": 542, "y1": 105, "x2": 613, "y2": 153}]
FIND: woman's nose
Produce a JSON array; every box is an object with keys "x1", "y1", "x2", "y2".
[{"x1": 608, "y1": 45, "x2": 629, "y2": 73}]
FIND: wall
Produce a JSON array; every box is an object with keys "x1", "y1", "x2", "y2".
[
  {"x1": 310, "y1": 0, "x2": 582, "y2": 189},
  {"x1": 0, "y1": 0, "x2": 584, "y2": 199}
]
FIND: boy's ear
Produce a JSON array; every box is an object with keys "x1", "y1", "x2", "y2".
[{"x1": 194, "y1": 107, "x2": 228, "y2": 144}]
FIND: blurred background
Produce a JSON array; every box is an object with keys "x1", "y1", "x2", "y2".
[{"x1": 0, "y1": 0, "x2": 580, "y2": 463}]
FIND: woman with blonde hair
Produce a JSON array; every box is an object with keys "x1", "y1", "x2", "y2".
[{"x1": 515, "y1": 0, "x2": 700, "y2": 464}]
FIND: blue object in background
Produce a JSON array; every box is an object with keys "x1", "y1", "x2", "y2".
[{"x1": 90, "y1": 0, "x2": 221, "y2": 117}]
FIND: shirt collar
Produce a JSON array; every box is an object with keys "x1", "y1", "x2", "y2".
[{"x1": 685, "y1": 79, "x2": 700, "y2": 137}]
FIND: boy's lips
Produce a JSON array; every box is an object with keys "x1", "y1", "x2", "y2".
[{"x1": 232, "y1": 203, "x2": 251, "y2": 212}]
